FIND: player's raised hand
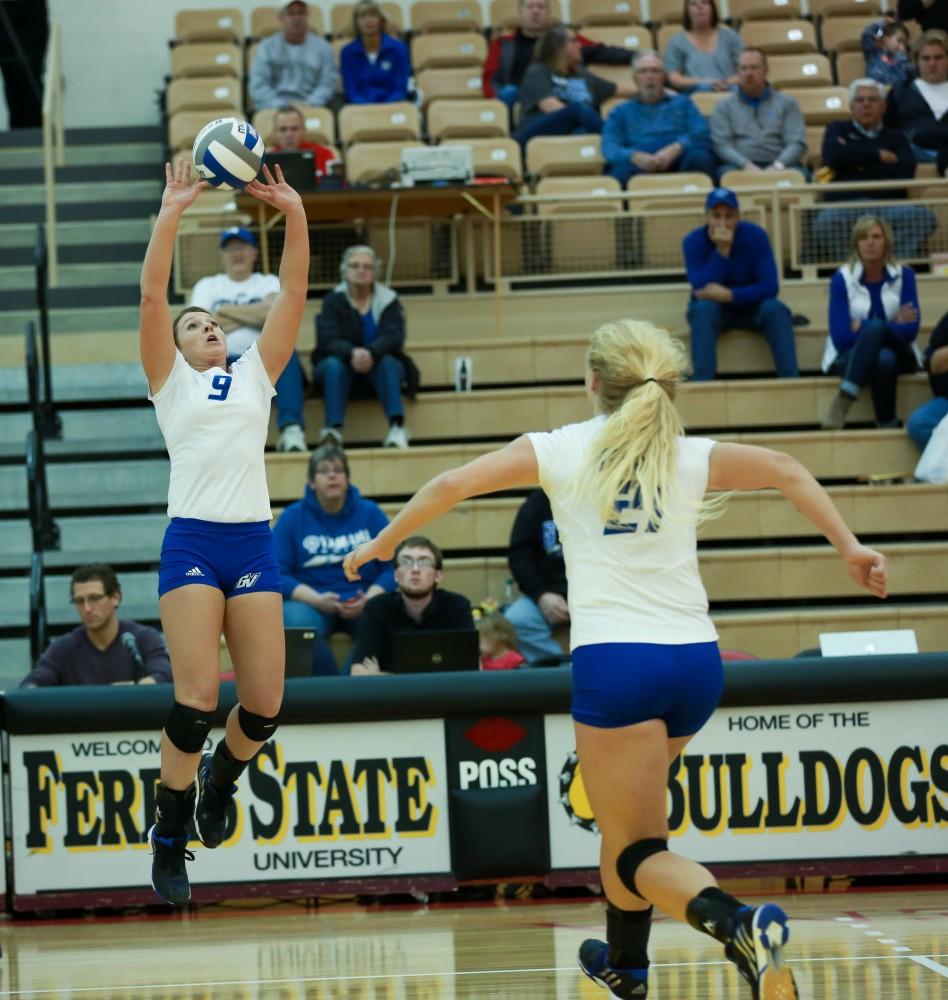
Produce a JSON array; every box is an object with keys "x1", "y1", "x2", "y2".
[
  {"x1": 844, "y1": 544, "x2": 888, "y2": 598},
  {"x1": 160, "y1": 160, "x2": 207, "y2": 213},
  {"x1": 245, "y1": 163, "x2": 303, "y2": 214}
]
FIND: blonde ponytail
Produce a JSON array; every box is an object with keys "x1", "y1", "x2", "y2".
[{"x1": 583, "y1": 320, "x2": 690, "y2": 527}]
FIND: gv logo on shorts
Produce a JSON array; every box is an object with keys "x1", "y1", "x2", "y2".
[{"x1": 235, "y1": 573, "x2": 261, "y2": 590}]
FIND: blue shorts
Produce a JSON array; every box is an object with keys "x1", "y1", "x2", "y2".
[
  {"x1": 571, "y1": 641, "x2": 724, "y2": 736},
  {"x1": 158, "y1": 518, "x2": 282, "y2": 599}
]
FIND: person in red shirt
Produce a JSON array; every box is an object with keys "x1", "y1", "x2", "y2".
[
  {"x1": 268, "y1": 104, "x2": 338, "y2": 178},
  {"x1": 477, "y1": 611, "x2": 527, "y2": 670}
]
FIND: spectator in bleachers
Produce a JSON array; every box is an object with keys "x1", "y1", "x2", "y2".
[
  {"x1": 312, "y1": 245, "x2": 416, "y2": 449},
  {"x1": 710, "y1": 48, "x2": 807, "y2": 175},
  {"x1": 664, "y1": 0, "x2": 743, "y2": 94},
  {"x1": 483, "y1": 0, "x2": 635, "y2": 107},
  {"x1": 811, "y1": 80, "x2": 936, "y2": 261},
  {"x1": 190, "y1": 225, "x2": 307, "y2": 453},
  {"x1": 248, "y1": 0, "x2": 337, "y2": 111},
  {"x1": 862, "y1": 18, "x2": 915, "y2": 87},
  {"x1": 268, "y1": 105, "x2": 338, "y2": 179},
  {"x1": 513, "y1": 25, "x2": 634, "y2": 147},
  {"x1": 349, "y1": 536, "x2": 475, "y2": 675},
  {"x1": 340, "y1": 0, "x2": 410, "y2": 105},
  {"x1": 683, "y1": 187, "x2": 800, "y2": 381},
  {"x1": 821, "y1": 214, "x2": 922, "y2": 429},
  {"x1": 504, "y1": 490, "x2": 569, "y2": 664},
  {"x1": 602, "y1": 52, "x2": 717, "y2": 184},
  {"x1": 21, "y1": 564, "x2": 171, "y2": 688},
  {"x1": 477, "y1": 612, "x2": 526, "y2": 670},
  {"x1": 898, "y1": 0, "x2": 948, "y2": 34},
  {"x1": 272, "y1": 443, "x2": 394, "y2": 674},
  {"x1": 907, "y1": 310, "x2": 948, "y2": 448},
  {"x1": 884, "y1": 29, "x2": 948, "y2": 166}
]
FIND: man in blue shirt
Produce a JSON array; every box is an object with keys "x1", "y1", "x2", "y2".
[
  {"x1": 601, "y1": 51, "x2": 716, "y2": 185},
  {"x1": 682, "y1": 188, "x2": 800, "y2": 381}
]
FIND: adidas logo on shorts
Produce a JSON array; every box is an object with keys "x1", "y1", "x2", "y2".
[{"x1": 185, "y1": 567, "x2": 204, "y2": 577}]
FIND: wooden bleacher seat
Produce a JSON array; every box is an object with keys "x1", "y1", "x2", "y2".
[
  {"x1": 728, "y1": 0, "x2": 804, "y2": 20},
  {"x1": 249, "y1": 6, "x2": 281, "y2": 40},
  {"x1": 808, "y1": 0, "x2": 882, "y2": 18},
  {"x1": 165, "y1": 77, "x2": 242, "y2": 116},
  {"x1": 648, "y1": 0, "x2": 685, "y2": 24},
  {"x1": 571, "y1": 0, "x2": 643, "y2": 28},
  {"x1": 787, "y1": 86, "x2": 850, "y2": 124},
  {"x1": 626, "y1": 172, "x2": 712, "y2": 195},
  {"x1": 168, "y1": 108, "x2": 243, "y2": 152},
  {"x1": 655, "y1": 23, "x2": 681, "y2": 54},
  {"x1": 443, "y1": 138, "x2": 523, "y2": 180},
  {"x1": 412, "y1": 32, "x2": 487, "y2": 71},
  {"x1": 170, "y1": 42, "x2": 243, "y2": 80},
  {"x1": 534, "y1": 177, "x2": 624, "y2": 271},
  {"x1": 804, "y1": 124, "x2": 825, "y2": 169},
  {"x1": 427, "y1": 99, "x2": 509, "y2": 141},
  {"x1": 766, "y1": 53, "x2": 834, "y2": 88},
  {"x1": 174, "y1": 8, "x2": 243, "y2": 45},
  {"x1": 252, "y1": 106, "x2": 336, "y2": 146},
  {"x1": 525, "y1": 135, "x2": 605, "y2": 178},
  {"x1": 740, "y1": 20, "x2": 818, "y2": 54},
  {"x1": 332, "y1": 3, "x2": 400, "y2": 37},
  {"x1": 338, "y1": 102, "x2": 421, "y2": 145},
  {"x1": 690, "y1": 90, "x2": 731, "y2": 117},
  {"x1": 535, "y1": 175, "x2": 624, "y2": 207},
  {"x1": 410, "y1": 1, "x2": 483, "y2": 34},
  {"x1": 835, "y1": 51, "x2": 867, "y2": 86},
  {"x1": 585, "y1": 62, "x2": 634, "y2": 88},
  {"x1": 573, "y1": 24, "x2": 652, "y2": 51},
  {"x1": 820, "y1": 14, "x2": 878, "y2": 54},
  {"x1": 416, "y1": 67, "x2": 486, "y2": 106},
  {"x1": 344, "y1": 141, "x2": 425, "y2": 184}
]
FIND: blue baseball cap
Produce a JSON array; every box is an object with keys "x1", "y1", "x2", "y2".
[
  {"x1": 219, "y1": 226, "x2": 257, "y2": 247},
  {"x1": 705, "y1": 188, "x2": 739, "y2": 211}
]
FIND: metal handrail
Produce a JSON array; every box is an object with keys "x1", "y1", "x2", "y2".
[
  {"x1": 25, "y1": 430, "x2": 60, "y2": 553},
  {"x1": 30, "y1": 239, "x2": 61, "y2": 438},
  {"x1": 29, "y1": 552, "x2": 47, "y2": 666},
  {"x1": 41, "y1": 19, "x2": 64, "y2": 288}
]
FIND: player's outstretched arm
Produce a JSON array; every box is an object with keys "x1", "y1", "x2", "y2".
[
  {"x1": 248, "y1": 164, "x2": 309, "y2": 384},
  {"x1": 140, "y1": 162, "x2": 207, "y2": 392},
  {"x1": 707, "y1": 441, "x2": 888, "y2": 598},
  {"x1": 344, "y1": 436, "x2": 540, "y2": 581}
]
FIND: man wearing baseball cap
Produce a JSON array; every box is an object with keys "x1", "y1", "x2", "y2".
[
  {"x1": 682, "y1": 188, "x2": 800, "y2": 381},
  {"x1": 189, "y1": 226, "x2": 307, "y2": 452},
  {"x1": 249, "y1": 1, "x2": 338, "y2": 111}
]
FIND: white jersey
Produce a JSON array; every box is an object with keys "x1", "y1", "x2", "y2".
[
  {"x1": 150, "y1": 344, "x2": 275, "y2": 522},
  {"x1": 527, "y1": 417, "x2": 718, "y2": 649},
  {"x1": 190, "y1": 272, "x2": 280, "y2": 356}
]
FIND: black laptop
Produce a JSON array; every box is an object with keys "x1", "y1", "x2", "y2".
[
  {"x1": 390, "y1": 629, "x2": 480, "y2": 675},
  {"x1": 261, "y1": 151, "x2": 319, "y2": 192},
  {"x1": 284, "y1": 626, "x2": 318, "y2": 677}
]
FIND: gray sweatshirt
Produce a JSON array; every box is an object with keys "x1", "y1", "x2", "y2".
[
  {"x1": 710, "y1": 87, "x2": 807, "y2": 169},
  {"x1": 249, "y1": 32, "x2": 338, "y2": 110}
]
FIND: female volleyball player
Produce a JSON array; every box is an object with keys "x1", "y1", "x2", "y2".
[
  {"x1": 140, "y1": 161, "x2": 308, "y2": 905},
  {"x1": 344, "y1": 319, "x2": 888, "y2": 1000}
]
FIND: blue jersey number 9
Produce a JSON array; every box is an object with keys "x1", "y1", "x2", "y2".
[{"x1": 207, "y1": 374, "x2": 232, "y2": 402}]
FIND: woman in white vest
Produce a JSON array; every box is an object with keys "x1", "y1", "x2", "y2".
[
  {"x1": 821, "y1": 214, "x2": 923, "y2": 430},
  {"x1": 140, "y1": 162, "x2": 308, "y2": 906},
  {"x1": 344, "y1": 318, "x2": 887, "y2": 1000}
]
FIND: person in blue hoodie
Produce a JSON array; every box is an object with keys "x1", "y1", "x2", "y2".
[
  {"x1": 340, "y1": 1, "x2": 410, "y2": 105},
  {"x1": 273, "y1": 443, "x2": 395, "y2": 674}
]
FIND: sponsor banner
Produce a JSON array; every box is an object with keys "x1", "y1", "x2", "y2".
[
  {"x1": 444, "y1": 714, "x2": 545, "y2": 792},
  {"x1": 546, "y1": 700, "x2": 948, "y2": 869},
  {"x1": 10, "y1": 719, "x2": 450, "y2": 895}
]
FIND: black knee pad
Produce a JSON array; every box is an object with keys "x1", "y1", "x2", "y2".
[
  {"x1": 164, "y1": 701, "x2": 215, "y2": 754},
  {"x1": 238, "y1": 704, "x2": 280, "y2": 743},
  {"x1": 617, "y1": 837, "x2": 669, "y2": 899}
]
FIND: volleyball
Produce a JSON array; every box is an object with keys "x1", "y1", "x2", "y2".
[{"x1": 192, "y1": 117, "x2": 264, "y2": 191}]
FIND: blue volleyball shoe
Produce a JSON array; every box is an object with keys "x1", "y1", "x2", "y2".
[
  {"x1": 149, "y1": 824, "x2": 195, "y2": 906},
  {"x1": 725, "y1": 903, "x2": 799, "y2": 1000},
  {"x1": 578, "y1": 938, "x2": 648, "y2": 998}
]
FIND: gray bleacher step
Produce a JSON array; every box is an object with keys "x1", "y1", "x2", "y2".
[
  {"x1": 0, "y1": 362, "x2": 146, "y2": 404},
  {"x1": 0, "y1": 142, "x2": 165, "y2": 171},
  {"x1": 0, "y1": 305, "x2": 140, "y2": 335},
  {"x1": 0, "y1": 179, "x2": 162, "y2": 207},
  {"x1": 0, "y1": 513, "x2": 168, "y2": 570},
  {"x1": 0, "y1": 638, "x2": 31, "y2": 687},
  {"x1": 0, "y1": 458, "x2": 169, "y2": 512},
  {"x1": 0, "y1": 571, "x2": 158, "y2": 629},
  {"x1": 0, "y1": 262, "x2": 143, "y2": 292},
  {"x1": 0, "y1": 217, "x2": 152, "y2": 249},
  {"x1": 0, "y1": 407, "x2": 160, "y2": 455},
  {"x1": 0, "y1": 283, "x2": 142, "y2": 311},
  {"x1": 0, "y1": 164, "x2": 159, "y2": 186},
  {"x1": 0, "y1": 125, "x2": 165, "y2": 149}
]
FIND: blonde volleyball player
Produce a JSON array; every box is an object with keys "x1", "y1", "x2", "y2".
[
  {"x1": 140, "y1": 161, "x2": 308, "y2": 905},
  {"x1": 344, "y1": 319, "x2": 888, "y2": 1000}
]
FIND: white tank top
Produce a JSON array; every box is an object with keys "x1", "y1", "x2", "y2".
[
  {"x1": 149, "y1": 344, "x2": 275, "y2": 523},
  {"x1": 527, "y1": 417, "x2": 718, "y2": 649}
]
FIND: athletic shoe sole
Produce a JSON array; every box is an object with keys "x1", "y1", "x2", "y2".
[{"x1": 753, "y1": 904, "x2": 799, "y2": 1000}]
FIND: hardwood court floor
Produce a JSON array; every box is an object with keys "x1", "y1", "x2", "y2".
[{"x1": 0, "y1": 889, "x2": 945, "y2": 998}]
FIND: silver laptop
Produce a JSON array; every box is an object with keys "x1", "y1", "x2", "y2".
[{"x1": 819, "y1": 629, "x2": 918, "y2": 657}]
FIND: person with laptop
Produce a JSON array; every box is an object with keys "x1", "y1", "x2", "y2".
[
  {"x1": 190, "y1": 225, "x2": 308, "y2": 453},
  {"x1": 349, "y1": 536, "x2": 475, "y2": 675},
  {"x1": 267, "y1": 104, "x2": 339, "y2": 183}
]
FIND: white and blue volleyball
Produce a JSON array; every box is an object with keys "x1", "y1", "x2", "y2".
[{"x1": 192, "y1": 117, "x2": 264, "y2": 190}]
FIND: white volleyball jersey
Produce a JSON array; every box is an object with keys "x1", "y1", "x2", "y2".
[
  {"x1": 150, "y1": 344, "x2": 275, "y2": 522},
  {"x1": 527, "y1": 417, "x2": 718, "y2": 649}
]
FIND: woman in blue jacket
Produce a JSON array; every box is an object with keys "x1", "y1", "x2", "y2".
[
  {"x1": 822, "y1": 214, "x2": 922, "y2": 429},
  {"x1": 340, "y1": 1, "x2": 410, "y2": 104}
]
